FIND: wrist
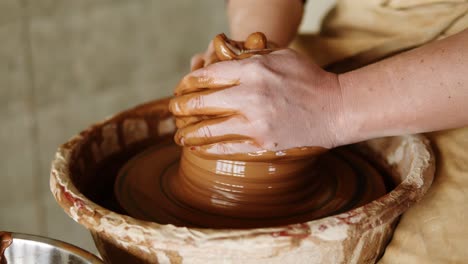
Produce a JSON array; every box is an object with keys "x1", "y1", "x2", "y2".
[
  {"x1": 334, "y1": 72, "x2": 365, "y2": 147},
  {"x1": 309, "y1": 70, "x2": 354, "y2": 149},
  {"x1": 227, "y1": 0, "x2": 303, "y2": 48}
]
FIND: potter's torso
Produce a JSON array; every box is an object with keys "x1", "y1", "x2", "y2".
[{"x1": 298, "y1": 0, "x2": 468, "y2": 263}]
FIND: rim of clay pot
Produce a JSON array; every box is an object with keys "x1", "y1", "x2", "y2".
[{"x1": 50, "y1": 98, "x2": 435, "y2": 250}]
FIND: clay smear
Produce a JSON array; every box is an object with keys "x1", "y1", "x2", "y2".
[{"x1": 0, "y1": 232, "x2": 12, "y2": 264}]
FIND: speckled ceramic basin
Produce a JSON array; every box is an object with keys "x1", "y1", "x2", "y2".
[{"x1": 50, "y1": 98, "x2": 434, "y2": 264}]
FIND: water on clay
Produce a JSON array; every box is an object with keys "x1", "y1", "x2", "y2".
[{"x1": 108, "y1": 138, "x2": 392, "y2": 229}]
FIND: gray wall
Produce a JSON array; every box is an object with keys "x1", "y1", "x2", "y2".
[
  {"x1": 0, "y1": 0, "x2": 332, "y2": 255},
  {"x1": 0, "y1": 0, "x2": 226, "y2": 254}
]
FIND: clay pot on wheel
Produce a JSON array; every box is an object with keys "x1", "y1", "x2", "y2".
[{"x1": 50, "y1": 97, "x2": 434, "y2": 264}]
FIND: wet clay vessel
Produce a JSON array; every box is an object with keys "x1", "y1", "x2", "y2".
[
  {"x1": 50, "y1": 96, "x2": 434, "y2": 263},
  {"x1": 113, "y1": 138, "x2": 388, "y2": 229}
]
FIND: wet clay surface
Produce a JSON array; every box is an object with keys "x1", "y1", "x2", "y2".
[
  {"x1": 0, "y1": 232, "x2": 12, "y2": 264},
  {"x1": 114, "y1": 140, "x2": 389, "y2": 228},
  {"x1": 112, "y1": 33, "x2": 390, "y2": 228}
]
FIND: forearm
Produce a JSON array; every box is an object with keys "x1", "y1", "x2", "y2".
[
  {"x1": 338, "y1": 29, "x2": 468, "y2": 145},
  {"x1": 227, "y1": 0, "x2": 304, "y2": 47}
]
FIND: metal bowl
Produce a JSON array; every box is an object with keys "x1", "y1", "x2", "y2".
[{"x1": 2, "y1": 232, "x2": 102, "y2": 264}]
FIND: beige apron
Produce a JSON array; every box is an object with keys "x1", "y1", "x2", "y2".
[{"x1": 292, "y1": 0, "x2": 468, "y2": 263}]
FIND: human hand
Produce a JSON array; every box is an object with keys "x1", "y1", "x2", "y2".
[
  {"x1": 190, "y1": 40, "x2": 217, "y2": 71},
  {"x1": 170, "y1": 48, "x2": 346, "y2": 156},
  {"x1": 190, "y1": 33, "x2": 277, "y2": 71}
]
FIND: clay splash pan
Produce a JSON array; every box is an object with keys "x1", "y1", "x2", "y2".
[{"x1": 50, "y1": 98, "x2": 434, "y2": 264}]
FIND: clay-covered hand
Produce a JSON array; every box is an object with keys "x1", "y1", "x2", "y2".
[
  {"x1": 190, "y1": 40, "x2": 217, "y2": 71},
  {"x1": 190, "y1": 33, "x2": 277, "y2": 71},
  {"x1": 170, "y1": 48, "x2": 346, "y2": 155}
]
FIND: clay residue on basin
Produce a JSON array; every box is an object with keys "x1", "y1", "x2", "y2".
[{"x1": 0, "y1": 232, "x2": 12, "y2": 264}]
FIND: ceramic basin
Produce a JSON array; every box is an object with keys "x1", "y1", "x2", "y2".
[{"x1": 50, "y1": 98, "x2": 434, "y2": 264}]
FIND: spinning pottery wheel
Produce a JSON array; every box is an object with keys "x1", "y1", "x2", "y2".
[
  {"x1": 50, "y1": 34, "x2": 435, "y2": 264},
  {"x1": 114, "y1": 140, "x2": 387, "y2": 228}
]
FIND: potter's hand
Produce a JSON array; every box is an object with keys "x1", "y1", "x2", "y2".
[
  {"x1": 190, "y1": 40, "x2": 217, "y2": 71},
  {"x1": 191, "y1": 0, "x2": 304, "y2": 71},
  {"x1": 170, "y1": 49, "x2": 346, "y2": 154},
  {"x1": 190, "y1": 34, "x2": 276, "y2": 71}
]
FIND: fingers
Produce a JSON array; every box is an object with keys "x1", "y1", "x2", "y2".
[
  {"x1": 191, "y1": 39, "x2": 219, "y2": 71},
  {"x1": 213, "y1": 33, "x2": 239, "y2": 61},
  {"x1": 193, "y1": 140, "x2": 264, "y2": 158},
  {"x1": 190, "y1": 53, "x2": 205, "y2": 71},
  {"x1": 175, "y1": 115, "x2": 232, "y2": 129},
  {"x1": 175, "y1": 116, "x2": 206, "y2": 128},
  {"x1": 169, "y1": 89, "x2": 237, "y2": 117},
  {"x1": 175, "y1": 114, "x2": 236, "y2": 129},
  {"x1": 174, "y1": 62, "x2": 241, "y2": 96},
  {"x1": 174, "y1": 115, "x2": 253, "y2": 146},
  {"x1": 203, "y1": 52, "x2": 219, "y2": 67},
  {"x1": 174, "y1": 75, "x2": 239, "y2": 96}
]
